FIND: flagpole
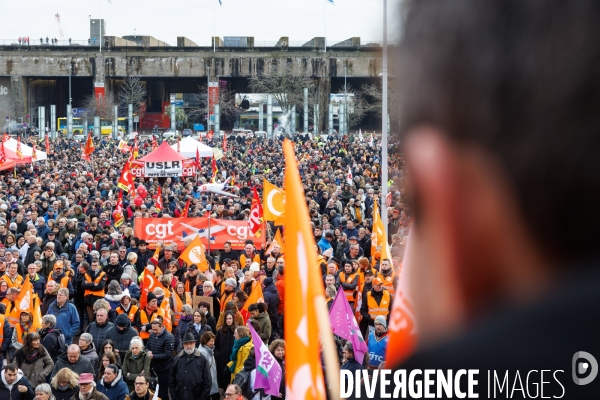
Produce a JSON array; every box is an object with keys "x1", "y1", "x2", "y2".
[{"x1": 381, "y1": 0, "x2": 389, "y2": 239}]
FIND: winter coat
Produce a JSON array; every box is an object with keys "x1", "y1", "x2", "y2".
[
  {"x1": 127, "y1": 389, "x2": 159, "y2": 400},
  {"x1": 0, "y1": 369, "x2": 35, "y2": 400},
  {"x1": 104, "y1": 263, "x2": 124, "y2": 285},
  {"x1": 51, "y1": 352, "x2": 95, "y2": 378},
  {"x1": 169, "y1": 348, "x2": 212, "y2": 400},
  {"x1": 254, "y1": 312, "x2": 271, "y2": 343},
  {"x1": 184, "y1": 323, "x2": 212, "y2": 349},
  {"x1": 215, "y1": 328, "x2": 235, "y2": 388},
  {"x1": 40, "y1": 327, "x2": 64, "y2": 362},
  {"x1": 14, "y1": 346, "x2": 55, "y2": 387},
  {"x1": 51, "y1": 384, "x2": 79, "y2": 400},
  {"x1": 174, "y1": 315, "x2": 192, "y2": 351},
  {"x1": 48, "y1": 271, "x2": 75, "y2": 298},
  {"x1": 37, "y1": 251, "x2": 56, "y2": 278},
  {"x1": 145, "y1": 327, "x2": 175, "y2": 371},
  {"x1": 120, "y1": 282, "x2": 140, "y2": 300},
  {"x1": 80, "y1": 342, "x2": 100, "y2": 377},
  {"x1": 121, "y1": 350, "x2": 151, "y2": 392},
  {"x1": 261, "y1": 280, "x2": 279, "y2": 320},
  {"x1": 97, "y1": 368, "x2": 129, "y2": 400},
  {"x1": 227, "y1": 339, "x2": 253, "y2": 383},
  {"x1": 47, "y1": 300, "x2": 80, "y2": 343},
  {"x1": 198, "y1": 345, "x2": 219, "y2": 395},
  {"x1": 85, "y1": 321, "x2": 114, "y2": 351},
  {"x1": 68, "y1": 388, "x2": 109, "y2": 400},
  {"x1": 104, "y1": 324, "x2": 138, "y2": 355},
  {"x1": 29, "y1": 274, "x2": 46, "y2": 301}
]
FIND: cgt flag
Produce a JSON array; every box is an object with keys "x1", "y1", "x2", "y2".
[
  {"x1": 248, "y1": 322, "x2": 283, "y2": 396},
  {"x1": 211, "y1": 154, "x2": 218, "y2": 182},
  {"x1": 139, "y1": 267, "x2": 167, "y2": 310},
  {"x1": 347, "y1": 165, "x2": 353, "y2": 185},
  {"x1": 117, "y1": 161, "x2": 135, "y2": 193},
  {"x1": 113, "y1": 191, "x2": 125, "y2": 228},
  {"x1": 283, "y1": 139, "x2": 335, "y2": 400},
  {"x1": 179, "y1": 235, "x2": 209, "y2": 272},
  {"x1": 249, "y1": 187, "x2": 263, "y2": 238},
  {"x1": 371, "y1": 201, "x2": 393, "y2": 267}
]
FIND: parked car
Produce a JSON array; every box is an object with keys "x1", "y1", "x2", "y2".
[
  {"x1": 162, "y1": 130, "x2": 181, "y2": 138},
  {"x1": 183, "y1": 129, "x2": 193, "y2": 137}
]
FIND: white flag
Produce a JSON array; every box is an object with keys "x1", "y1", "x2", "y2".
[
  {"x1": 347, "y1": 166, "x2": 353, "y2": 185},
  {"x1": 359, "y1": 129, "x2": 364, "y2": 142}
]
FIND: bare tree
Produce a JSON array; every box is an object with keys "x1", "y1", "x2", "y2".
[
  {"x1": 248, "y1": 63, "x2": 314, "y2": 112},
  {"x1": 80, "y1": 91, "x2": 117, "y2": 121},
  {"x1": 361, "y1": 83, "x2": 398, "y2": 124},
  {"x1": 118, "y1": 76, "x2": 147, "y2": 115},
  {"x1": 338, "y1": 83, "x2": 366, "y2": 129},
  {"x1": 188, "y1": 83, "x2": 243, "y2": 126}
]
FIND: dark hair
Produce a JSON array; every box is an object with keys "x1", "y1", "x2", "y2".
[
  {"x1": 200, "y1": 331, "x2": 216, "y2": 346},
  {"x1": 3, "y1": 363, "x2": 17, "y2": 373},
  {"x1": 399, "y1": 0, "x2": 600, "y2": 262},
  {"x1": 135, "y1": 374, "x2": 151, "y2": 384},
  {"x1": 220, "y1": 310, "x2": 237, "y2": 333},
  {"x1": 22, "y1": 332, "x2": 45, "y2": 357}
]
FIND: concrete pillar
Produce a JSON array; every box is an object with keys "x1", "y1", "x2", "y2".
[
  {"x1": 83, "y1": 118, "x2": 88, "y2": 135},
  {"x1": 267, "y1": 94, "x2": 273, "y2": 138},
  {"x1": 170, "y1": 104, "x2": 176, "y2": 132},
  {"x1": 291, "y1": 105, "x2": 296, "y2": 134},
  {"x1": 113, "y1": 105, "x2": 118, "y2": 139},
  {"x1": 38, "y1": 106, "x2": 45, "y2": 140},
  {"x1": 128, "y1": 104, "x2": 133, "y2": 134},
  {"x1": 303, "y1": 88, "x2": 309, "y2": 133},
  {"x1": 314, "y1": 104, "x2": 319, "y2": 134},
  {"x1": 215, "y1": 104, "x2": 220, "y2": 136},
  {"x1": 328, "y1": 103, "x2": 333, "y2": 134},
  {"x1": 339, "y1": 103, "x2": 345, "y2": 135},
  {"x1": 94, "y1": 116, "x2": 101, "y2": 139},
  {"x1": 67, "y1": 104, "x2": 73, "y2": 139},
  {"x1": 258, "y1": 104, "x2": 263, "y2": 132},
  {"x1": 50, "y1": 105, "x2": 56, "y2": 139}
]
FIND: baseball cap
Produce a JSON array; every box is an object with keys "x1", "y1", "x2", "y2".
[{"x1": 372, "y1": 277, "x2": 383, "y2": 285}]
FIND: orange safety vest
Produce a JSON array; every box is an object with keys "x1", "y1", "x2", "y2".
[
  {"x1": 49, "y1": 275, "x2": 70, "y2": 290},
  {"x1": 220, "y1": 291, "x2": 235, "y2": 312},
  {"x1": 367, "y1": 289, "x2": 391, "y2": 320},
  {"x1": 116, "y1": 304, "x2": 139, "y2": 323},
  {"x1": 2, "y1": 274, "x2": 23, "y2": 289},
  {"x1": 338, "y1": 271, "x2": 358, "y2": 303},
  {"x1": 5, "y1": 301, "x2": 17, "y2": 327},
  {"x1": 378, "y1": 271, "x2": 396, "y2": 296},
  {"x1": 241, "y1": 280, "x2": 259, "y2": 295},
  {"x1": 173, "y1": 293, "x2": 192, "y2": 325},
  {"x1": 239, "y1": 253, "x2": 260, "y2": 267},
  {"x1": 15, "y1": 323, "x2": 33, "y2": 345},
  {"x1": 357, "y1": 268, "x2": 376, "y2": 289},
  {"x1": 0, "y1": 315, "x2": 5, "y2": 349},
  {"x1": 139, "y1": 308, "x2": 160, "y2": 339},
  {"x1": 84, "y1": 271, "x2": 106, "y2": 297}
]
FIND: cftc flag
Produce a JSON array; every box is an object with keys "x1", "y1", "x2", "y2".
[{"x1": 248, "y1": 322, "x2": 283, "y2": 396}]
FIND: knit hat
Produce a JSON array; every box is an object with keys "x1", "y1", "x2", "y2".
[
  {"x1": 116, "y1": 313, "x2": 129, "y2": 328},
  {"x1": 374, "y1": 315, "x2": 388, "y2": 330},
  {"x1": 147, "y1": 292, "x2": 158, "y2": 303}
]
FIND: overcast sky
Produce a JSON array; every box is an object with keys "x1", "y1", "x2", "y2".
[{"x1": 2, "y1": 0, "x2": 403, "y2": 46}]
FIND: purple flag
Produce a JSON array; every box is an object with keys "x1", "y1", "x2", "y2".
[
  {"x1": 329, "y1": 289, "x2": 368, "y2": 363},
  {"x1": 247, "y1": 322, "x2": 282, "y2": 396}
]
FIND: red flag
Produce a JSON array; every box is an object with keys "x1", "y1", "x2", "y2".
[
  {"x1": 195, "y1": 147, "x2": 201, "y2": 170},
  {"x1": 16, "y1": 136, "x2": 23, "y2": 159},
  {"x1": 0, "y1": 141, "x2": 6, "y2": 166},
  {"x1": 139, "y1": 267, "x2": 167, "y2": 310},
  {"x1": 45, "y1": 135, "x2": 50, "y2": 154},
  {"x1": 151, "y1": 135, "x2": 158, "y2": 150},
  {"x1": 180, "y1": 198, "x2": 191, "y2": 218},
  {"x1": 84, "y1": 131, "x2": 95, "y2": 159},
  {"x1": 211, "y1": 154, "x2": 218, "y2": 183},
  {"x1": 133, "y1": 136, "x2": 139, "y2": 159},
  {"x1": 31, "y1": 143, "x2": 37, "y2": 161},
  {"x1": 177, "y1": 137, "x2": 180, "y2": 153},
  {"x1": 113, "y1": 191, "x2": 125, "y2": 228},
  {"x1": 117, "y1": 161, "x2": 135, "y2": 193},
  {"x1": 155, "y1": 186, "x2": 163, "y2": 212},
  {"x1": 2, "y1": 132, "x2": 8, "y2": 142},
  {"x1": 222, "y1": 134, "x2": 227, "y2": 153},
  {"x1": 208, "y1": 130, "x2": 214, "y2": 140},
  {"x1": 249, "y1": 187, "x2": 263, "y2": 238}
]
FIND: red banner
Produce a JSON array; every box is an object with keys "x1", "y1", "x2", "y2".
[
  {"x1": 208, "y1": 82, "x2": 219, "y2": 128},
  {"x1": 133, "y1": 218, "x2": 265, "y2": 250}
]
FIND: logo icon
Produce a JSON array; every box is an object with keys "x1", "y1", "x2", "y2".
[{"x1": 572, "y1": 351, "x2": 598, "y2": 385}]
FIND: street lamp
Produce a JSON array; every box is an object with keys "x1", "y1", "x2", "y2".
[
  {"x1": 381, "y1": 0, "x2": 389, "y2": 237},
  {"x1": 344, "y1": 65, "x2": 347, "y2": 136}
]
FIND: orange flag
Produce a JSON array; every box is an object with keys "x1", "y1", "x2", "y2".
[
  {"x1": 385, "y1": 231, "x2": 418, "y2": 366},
  {"x1": 160, "y1": 297, "x2": 173, "y2": 332},
  {"x1": 179, "y1": 235, "x2": 209, "y2": 272},
  {"x1": 240, "y1": 284, "x2": 264, "y2": 323},
  {"x1": 282, "y1": 139, "x2": 336, "y2": 400},
  {"x1": 248, "y1": 187, "x2": 263, "y2": 238},
  {"x1": 139, "y1": 267, "x2": 167, "y2": 310},
  {"x1": 9, "y1": 278, "x2": 41, "y2": 330},
  {"x1": 84, "y1": 131, "x2": 95, "y2": 157},
  {"x1": 266, "y1": 227, "x2": 285, "y2": 256}
]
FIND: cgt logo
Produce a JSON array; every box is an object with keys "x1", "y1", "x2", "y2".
[{"x1": 572, "y1": 351, "x2": 598, "y2": 385}]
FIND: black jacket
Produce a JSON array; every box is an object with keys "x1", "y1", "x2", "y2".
[
  {"x1": 104, "y1": 262, "x2": 124, "y2": 284},
  {"x1": 169, "y1": 348, "x2": 212, "y2": 400},
  {"x1": 0, "y1": 370, "x2": 35, "y2": 400},
  {"x1": 146, "y1": 327, "x2": 175, "y2": 371},
  {"x1": 184, "y1": 323, "x2": 212, "y2": 348},
  {"x1": 262, "y1": 280, "x2": 279, "y2": 320},
  {"x1": 51, "y1": 352, "x2": 95, "y2": 378},
  {"x1": 104, "y1": 323, "x2": 138, "y2": 355},
  {"x1": 40, "y1": 327, "x2": 63, "y2": 362},
  {"x1": 85, "y1": 321, "x2": 114, "y2": 351}
]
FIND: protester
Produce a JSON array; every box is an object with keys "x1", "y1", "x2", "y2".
[
  {"x1": 169, "y1": 332, "x2": 212, "y2": 400},
  {"x1": 50, "y1": 368, "x2": 79, "y2": 400},
  {"x1": 75, "y1": 372, "x2": 108, "y2": 400},
  {"x1": 50, "y1": 344, "x2": 95, "y2": 379},
  {"x1": 96, "y1": 364, "x2": 129, "y2": 400},
  {"x1": 14, "y1": 332, "x2": 54, "y2": 387},
  {"x1": 121, "y1": 337, "x2": 151, "y2": 392},
  {"x1": 47, "y1": 288, "x2": 79, "y2": 345},
  {"x1": 0, "y1": 363, "x2": 35, "y2": 400},
  {"x1": 145, "y1": 318, "x2": 174, "y2": 400}
]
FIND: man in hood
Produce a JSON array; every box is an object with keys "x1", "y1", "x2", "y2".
[
  {"x1": 0, "y1": 363, "x2": 34, "y2": 400},
  {"x1": 50, "y1": 344, "x2": 95, "y2": 379},
  {"x1": 97, "y1": 364, "x2": 129, "y2": 400},
  {"x1": 104, "y1": 314, "x2": 138, "y2": 356}
]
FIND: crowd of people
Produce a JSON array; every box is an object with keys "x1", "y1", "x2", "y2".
[{"x1": 0, "y1": 130, "x2": 407, "y2": 400}]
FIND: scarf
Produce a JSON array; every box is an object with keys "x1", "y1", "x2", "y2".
[
  {"x1": 19, "y1": 321, "x2": 32, "y2": 341},
  {"x1": 79, "y1": 388, "x2": 94, "y2": 400},
  {"x1": 25, "y1": 350, "x2": 41, "y2": 363},
  {"x1": 229, "y1": 336, "x2": 251, "y2": 372}
]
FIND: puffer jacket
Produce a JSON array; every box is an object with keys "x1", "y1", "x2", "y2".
[
  {"x1": 145, "y1": 328, "x2": 174, "y2": 371},
  {"x1": 104, "y1": 316, "x2": 138, "y2": 354},
  {"x1": 121, "y1": 350, "x2": 151, "y2": 392},
  {"x1": 97, "y1": 368, "x2": 129, "y2": 400},
  {"x1": 85, "y1": 320, "x2": 114, "y2": 350},
  {"x1": 261, "y1": 279, "x2": 279, "y2": 320},
  {"x1": 198, "y1": 345, "x2": 219, "y2": 395},
  {"x1": 80, "y1": 342, "x2": 100, "y2": 377},
  {"x1": 14, "y1": 345, "x2": 55, "y2": 387},
  {"x1": 50, "y1": 351, "x2": 95, "y2": 378}
]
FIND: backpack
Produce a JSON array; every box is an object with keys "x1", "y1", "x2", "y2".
[
  {"x1": 232, "y1": 369, "x2": 260, "y2": 400},
  {"x1": 55, "y1": 331, "x2": 67, "y2": 355}
]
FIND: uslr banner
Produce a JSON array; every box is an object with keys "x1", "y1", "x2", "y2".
[
  {"x1": 133, "y1": 217, "x2": 266, "y2": 250},
  {"x1": 130, "y1": 160, "x2": 197, "y2": 177}
]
